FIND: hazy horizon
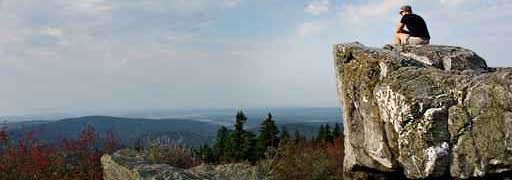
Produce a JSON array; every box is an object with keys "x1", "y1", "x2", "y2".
[
  {"x1": 2, "y1": 0, "x2": 511, "y2": 115},
  {"x1": 1, "y1": 106, "x2": 342, "y2": 123}
]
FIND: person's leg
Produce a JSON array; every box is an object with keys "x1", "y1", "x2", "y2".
[
  {"x1": 408, "y1": 37, "x2": 421, "y2": 45},
  {"x1": 395, "y1": 33, "x2": 402, "y2": 44},
  {"x1": 395, "y1": 33, "x2": 408, "y2": 45},
  {"x1": 408, "y1": 37, "x2": 429, "y2": 45}
]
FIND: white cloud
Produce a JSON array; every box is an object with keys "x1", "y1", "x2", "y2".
[
  {"x1": 338, "y1": 0, "x2": 481, "y2": 23},
  {"x1": 297, "y1": 22, "x2": 324, "y2": 37},
  {"x1": 224, "y1": 0, "x2": 241, "y2": 7},
  {"x1": 44, "y1": 27, "x2": 64, "y2": 38},
  {"x1": 1, "y1": 0, "x2": 511, "y2": 115},
  {"x1": 439, "y1": 0, "x2": 470, "y2": 6},
  {"x1": 305, "y1": 0, "x2": 330, "y2": 15},
  {"x1": 340, "y1": 0, "x2": 408, "y2": 22},
  {"x1": 115, "y1": 0, "x2": 213, "y2": 14},
  {"x1": 72, "y1": 0, "x2": 113, "y2": 13},
  {"x1": 0, "y1": 12, "x2": 20, "y2": 47}
]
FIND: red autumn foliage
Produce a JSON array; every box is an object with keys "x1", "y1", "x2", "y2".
[
  {"x1": 271, "y1": 137, "x2": 344, "y2": 180},
  {"x1": 0, "y1": 127, "x2": 7, "y2": 144},
  {"x1": 0, "y1": 124, "x2": 120, "y2": 180},
  {"x1": 0, "y1": 130, "x2": 56, "y2": 180},
  {"x1": 104, "y1": 129, "x2": 119, "y2": 154},
  {"x1": 325, "y1": 136, "x2": 344, "y2": 177}
]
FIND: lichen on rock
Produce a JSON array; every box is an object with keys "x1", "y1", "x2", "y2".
[{"x1": 333, "y1": 42, "x2": 512, "y2": 179}]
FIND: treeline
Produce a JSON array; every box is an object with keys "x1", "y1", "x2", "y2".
[
  {"x1": 0, "y1": 111, "x2": 344, "y2": 180},
  {"x1": 194, "y1": 110, "x2": 344, "y2": 179}
]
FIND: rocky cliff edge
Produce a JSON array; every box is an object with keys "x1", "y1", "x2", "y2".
[{"x1": 333, "y1": 42, "x2": 512, "y2": 179}]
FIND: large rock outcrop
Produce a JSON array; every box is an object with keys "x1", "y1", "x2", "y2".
[
  {"x1": 333, "y1": 42, "x2": 512, "y2": 179},
  {"x1": 102, "y1": 149, "x2": 265, "y2": 180}
]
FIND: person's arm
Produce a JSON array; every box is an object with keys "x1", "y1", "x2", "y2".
[
  {"x1": 397, "y1": 15, "x2": 409, "y2": 34},
  {"x1": 396, "y1": 22, "x2": 408, "y2": 34}
]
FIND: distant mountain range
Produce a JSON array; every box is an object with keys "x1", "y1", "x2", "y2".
[
  {"x1": 7, "y1": 116, "x2": 218, "y2": 146},
  {"x1": 3, "y1": 107, "x2": 342, "y2": 147},
  {"x1": 2, "y1": 107, "x2": 342, "y2": 124}
]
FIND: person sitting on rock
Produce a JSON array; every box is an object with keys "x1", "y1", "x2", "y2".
[{"x1": 395, "y1": 5, "x2": 430, "y2": 45}]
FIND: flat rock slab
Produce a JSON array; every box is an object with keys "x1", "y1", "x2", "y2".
[{"x1": 101, "y1": 149, "x2": 261, "y2": 180}]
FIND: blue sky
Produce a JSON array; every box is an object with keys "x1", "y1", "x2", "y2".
[{"x1": 1, "y1": 0, "x2": 511, "y2": 116}]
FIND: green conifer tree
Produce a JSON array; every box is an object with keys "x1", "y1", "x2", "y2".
[
  {"x1": 325, "y1": 124, "x2": 333, "y2": 142},
  {"x1": 225, "y1": 110, "x2": 248, "y2": 161},
  {"x1": 242, "y1": 131, "x2": 258, "y2": 163},
  {"x1": 255, "y1": 113, "x2": 280, "y2": 160},
  {"x1": 198, "y1": 144, "x2": 215, "y2": 163},
  {"x1": 333, "y1": 123, "x2": 341, "y2": 139},
  {"x1": 317, "y1": 125, "x2": 325, "y2": 142},
  {"x1": 213, "y1": 126, "x2": 229, "y2": 162},
  {"x1": 258, "y1": 113, "x2": 280, "y2": 150}
]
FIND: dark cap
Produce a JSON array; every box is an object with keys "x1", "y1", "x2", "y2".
[{"x1": 400, "y1": 5, "x2": 412, "y2": 14}]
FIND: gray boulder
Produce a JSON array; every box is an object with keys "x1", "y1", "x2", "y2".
[
  {"x1": 101, "y1": 149, "x2": 265, "y2": 180},
  {"x1": 333, "y1": 42, "x2": 512, "y2": 179}
]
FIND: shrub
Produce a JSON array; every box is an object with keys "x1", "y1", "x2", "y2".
[
  {"x1": 145, "y1": 141, "x2": 201, "y2": 169},
  {"x1": 270, "y1": 138, "x2": 344, "y2": 180},
  {"x1": 0, "y1": 125, "x2": 120, "y2": 180}
]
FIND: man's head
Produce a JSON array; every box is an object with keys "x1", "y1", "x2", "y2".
[{"x1": 399, "y1": 5, "x2": 412, "y2": 16}]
